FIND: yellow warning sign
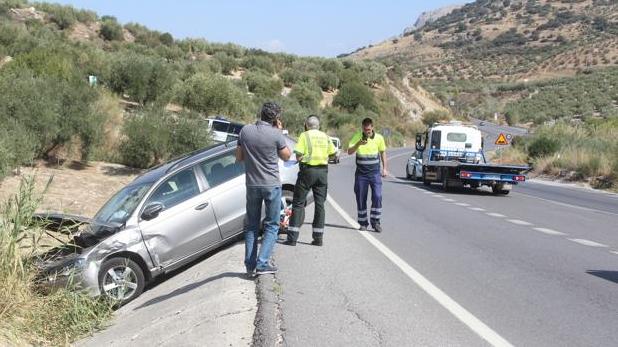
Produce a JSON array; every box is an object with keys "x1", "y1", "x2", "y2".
[{"x1": 495, "y1": 133, "x2": 509, "y2": 145}]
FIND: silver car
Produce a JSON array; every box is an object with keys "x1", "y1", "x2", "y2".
[
  {"x1": 405, "y1": 150, "x2": 423, "y2": 181},
  {"x1": 38, "y1": 138, "x2": 300, "y2": 305}
]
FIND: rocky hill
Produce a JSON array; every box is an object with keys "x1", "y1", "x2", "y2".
[{"x1": 350, "y1": 0, "x2": 617, "y2": 81}]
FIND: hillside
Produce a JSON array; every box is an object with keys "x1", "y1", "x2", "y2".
[
  {"x1": 350, "y1": 0, "x2": 617, "y2": 81},
  {"x1": 0, "y1": 1, "x2": 435, "y2": 179}
]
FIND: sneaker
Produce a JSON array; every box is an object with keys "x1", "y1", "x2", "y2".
[
  {"x1": 373, "y1": 224, "x2": 383, "y2": 233},
  {"x1": 255, "y1": 265, "x2": 278, "y2": 275},
  {"x1": 283, "y1": 240, "x2": 297, "y2": 246},
  {"x1": 311, "y1": 239, "x2": 323, "y2": 246},
  {"x1": 359, "y1": 225, "x2": 368, "y2": 231},
  {"x1": 246, "y1": 268, "x2": 255, "y2": 278}
]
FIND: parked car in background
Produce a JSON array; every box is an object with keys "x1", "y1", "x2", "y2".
[
  {"x1": 206, "y1": 116, "x2": 244, "y2": 142},
  {"x1": 406, "y1": 150, "x2": 423, "y2": 180},
  {"x1": 37, "y1": 136, "x2": 300, "y2": 305},
  {"x1": 329, "y1": 136, "x2": 342, "y2": 164}
]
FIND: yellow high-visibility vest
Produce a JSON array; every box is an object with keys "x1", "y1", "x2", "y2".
[{"x1": 295, "y1": 129, "x2": 336, "y2": 166}]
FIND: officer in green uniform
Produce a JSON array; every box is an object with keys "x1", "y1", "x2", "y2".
[{"x1": 284, "y1": 115, "x2": 336, "y2": 246}]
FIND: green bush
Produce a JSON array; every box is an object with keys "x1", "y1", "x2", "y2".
[
  {"x1": 213, "y1": 52, "x2": 238, "y2": 75},
  {"x1": 107, "y1": 52, "x2": 177, "y2": 104},
  {"x1": 243, "y1": 70, "x2": 282, "y2": 98},
  {"x1": 527, "y1": 135, "x2": 561, "y2": 158},
  {"x1": 100, "y1": 18, "x2": 123, "y2": 41},
  {"x1": 177, "y1": 73, "x2": 248, "y2": 116},
  {"x1": 422, "y1": 110, "x2": 451, "y2": 126},
  {"x1": 333, "y1": 82, "x2": 377, "y2": 112},
  {"x1": 119, "y1": 108, "x2": 212, "y2": 168},
  {"x1": 317, "y1": 71, "x2": 339, "y2": 91},
  {"x1": 289, "y1": 81, "x2": 322, "y2": 110},
  {"x1": 280, "y1": 68, "x2": 303, "y2": 87},
  {"x1": 241, "y1": 55, "x2": 274, "y2": 73},
  {"x1": 0, "y1": 68, "x2": 107, "y2": 160},
  {"x1": 0, "y1": 123, "x2": 36, "y2": 178}
]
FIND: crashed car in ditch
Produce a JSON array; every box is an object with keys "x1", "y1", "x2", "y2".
[{"x1": 36, "y1": 137, "x2": 300, "y2": 305}]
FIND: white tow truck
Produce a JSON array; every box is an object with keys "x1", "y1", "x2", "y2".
[{"x1": 415, "y1": 121, "x2": 529, "y2": 195}]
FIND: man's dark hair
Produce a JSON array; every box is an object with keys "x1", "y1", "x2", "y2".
[
  {"x1": 260, "y1": 102, "x2": 282, "y2": 124},
  {"x1": 362, "y1": 117, "x2": 373, "y2": 126}
]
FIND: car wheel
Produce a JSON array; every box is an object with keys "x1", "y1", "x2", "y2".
[
  {"x1": 406, "y1": 166, "x2": 412, "y2": 180},
  {"x1": 412, "y1": 167, "x2": 418, "y2": 181},
  {"x1": 99, "y1": 257, "x2": 145, "y2": 306}
]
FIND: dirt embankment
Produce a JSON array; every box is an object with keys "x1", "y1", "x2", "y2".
[
  {"x1": 387, "y1": 74, "x2": 448, "y2": 121},
  {"x1": 0, "y1": 161, "x2": 141, "y2": 217}
]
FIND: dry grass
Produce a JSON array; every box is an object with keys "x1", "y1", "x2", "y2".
[{"x1": 0, "y1": 176, "x2": 113, "y2": 346}]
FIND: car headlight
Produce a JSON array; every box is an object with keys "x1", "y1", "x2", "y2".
[{"x1": 58, "y1": 258, "x2": 87, "y2": 277}]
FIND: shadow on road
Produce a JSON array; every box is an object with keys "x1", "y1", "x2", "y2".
[
  {"x1": 135, "y1": 271, "x2": 250, "y2": 310},
  {"x1": 301, "y1": 222, "x2": 359, "y2": 231},
  {"x1": 586, "y1": 270, "x2": 618, "y2": 285},
  {"x1": 387, "y1": 176, "x2": 501, "y2": 197}
]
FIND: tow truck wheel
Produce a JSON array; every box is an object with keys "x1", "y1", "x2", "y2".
[
  {"x1": 492, "y1": 184, "x2": 510, "y2": 195},
  {"x1": 441, "y1": 169, "x2": 450, "y2": 192},
  {"x1": 422, "y1": 169, "x2": 431, "y2": 186}
]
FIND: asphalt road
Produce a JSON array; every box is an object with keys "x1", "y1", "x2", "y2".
[
  {"x1": 273, "y1": 148, "x2": 618, "y2": 346},
  {"x1": 469, "y1": 118, "x2": 529, "y2": 151}
]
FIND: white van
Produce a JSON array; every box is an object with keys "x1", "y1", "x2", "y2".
[
  {"x1": 329, "y1": 136, "x2": 342, "y2": 164},
  {"x1": 206, "y1": 117, "x2": 244, "y2": 143}
]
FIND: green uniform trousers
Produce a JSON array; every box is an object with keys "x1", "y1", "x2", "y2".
[{"x1": 287, "y1": 164, "x2": 328, "y2": 242}]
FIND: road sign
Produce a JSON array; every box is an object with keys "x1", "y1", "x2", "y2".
[
  {"x1": 506, "y1": 134, "x2": 513, "y2": 141},
  {"x1": 495, "y1": 133, "x2": 509, "y2": 145}
]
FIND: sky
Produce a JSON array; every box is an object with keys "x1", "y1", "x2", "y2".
[{"x1": 50, "y1": 0, "x2": 461, "y2": 57}]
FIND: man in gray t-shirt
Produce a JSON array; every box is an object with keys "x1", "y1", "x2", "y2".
[{"x1": 236, "y1": 102, "x2": 291, "y2": 276}]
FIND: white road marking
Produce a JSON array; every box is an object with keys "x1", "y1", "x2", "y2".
[
  {"x1": 506, "y1": 219, "x2": 533, "y2": 226},
  {"x1": 568, "y1": 239, "x2": 609, "y2": 248},
  {"x1": 468, "y1": 207, "x2": 486, "y2": 212},
  {"x1": 327, "y1": 195, "x2": 514, "y2": 347},
  {"x1": 424, "y1": 191, "x2": 433, "y2": 194},
  {"x1": 434, "y1": 195, "x2": 444, "y2": 198},
  {"x1": 533, "y1": 228, "x2": 566, "y2": 236},
  {"x1": 514, "y1": 192, "x2": 618, "y2": 217},
  {"x1": 443, "y1": 198, "x2": 456, "y2": 202},
  {"x1": 456, "y1": 203, "x2": 471, "y2": 207},
  {"x1": 486, "y1": 213, "x2": 506, "y2": 218},
  {"x1": 611, "y1": 251, "x2": 618, "y2": 256}
]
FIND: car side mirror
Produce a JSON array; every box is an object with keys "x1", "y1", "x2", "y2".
[
  {"x1": 141, "y1": 202, "x2": 164, "y2": 221},
  {"x1": 415, "y1": 133, "x2": 425, "y2": 151}
]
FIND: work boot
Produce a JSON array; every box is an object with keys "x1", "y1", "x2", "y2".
[
  {"x1": 283, "y1": 239, "x2": 297, "y2": 246},
  {"x1": 359, "y1": 225, "x2": 368, "y2": 231},
  {"x1": 373, "y1": 223, "x2": 383, "y2": 233},
  {"x1": 311, "y1": 238, "x2": 323, "y2": 246}
]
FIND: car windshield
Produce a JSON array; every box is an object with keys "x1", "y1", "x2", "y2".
[{"x1": 93, "y1": 182, "x2": 153, "y2": 225}]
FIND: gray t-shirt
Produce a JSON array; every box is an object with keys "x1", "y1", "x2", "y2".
[{"x1": 238, "y1": 120, "x2": 287, "y2": 187}]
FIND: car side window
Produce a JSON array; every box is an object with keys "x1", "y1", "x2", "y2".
[
  {"x1": 147, "y1": 168, "x2": 200, "y2": 210},
  {"x1": 199, "y1": 151, "x2": 245, "y2": 188}
]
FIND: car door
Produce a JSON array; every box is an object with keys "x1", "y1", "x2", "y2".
[
  {"x1": 139, "y1": 167, "x2": 222, "y2": 268},
  {"x1": 198, "y1": 150, "x2": 247, "y2": 240}
]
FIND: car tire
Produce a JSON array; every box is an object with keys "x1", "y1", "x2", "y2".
[
  {"x1": 406, "y1": 166, "x2": 412, "y2": 180},
  {"x1": 98, "y1": 257, "x2": 145, "y2": 306},
  {"x1": 412, "y1": 167, "x2": 418, "y2": 181},
  {"x1": 422, "y1": 168, "x2": 431, "y2": 186}
]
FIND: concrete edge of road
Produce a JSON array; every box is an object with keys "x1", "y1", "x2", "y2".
[{"x1": 253, "y1": 272, "x2": 282, "y2": 346}]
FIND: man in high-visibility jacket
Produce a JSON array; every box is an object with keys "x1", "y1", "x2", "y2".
[
  {"x1": 347, "y1": 117, "x2": 388, "y2": 232},
  {"x1": 284, "y1": 115, "x2": 336, "y2": 246}
]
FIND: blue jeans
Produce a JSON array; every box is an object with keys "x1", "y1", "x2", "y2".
[{"x1": 245, "y1": 185, "x2": 281, "y2": 271}]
